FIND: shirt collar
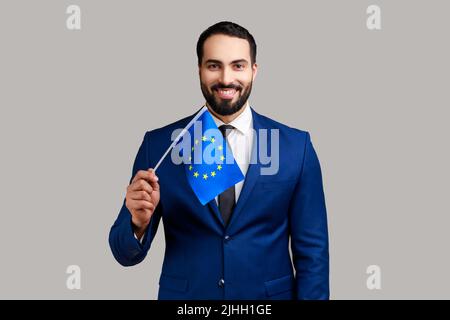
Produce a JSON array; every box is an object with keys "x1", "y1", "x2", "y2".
[{"x1": 208, "y1": 101, "x2": 253, "y2": 135}]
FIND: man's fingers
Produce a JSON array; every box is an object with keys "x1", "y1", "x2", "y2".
[
  {"x1": 146, "y1": 169, "x2": 160, "y2": 190},
  {"x1": 129, "y1": 190, "x2": 152, "y2": 202},
  {"x1": 148, "y1": 179, "x2": 160, "y2": 192},
  {"x1": 128, "y1": 169, "x2": 159, "y2": 194},
  {"x1": 128, "y1": 179, "x2": 153, "y2": 194},
  {"x1": 147, "y1": 168, "x2": 159, "y2": 180},
  {"x1": 131, "y1": 170, "x2": 148, "y2": 184},
  {"x1": 132, "y1": 169, "x2": 159, "y2": 184},
  {"x1": 134, "y1": 208, "x2": 152, "y2": 217},
  {"x1": 127, "y1": 199, "x2": 155, "y2": 211}
]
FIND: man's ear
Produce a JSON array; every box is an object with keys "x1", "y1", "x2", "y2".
[{"x1": 252, "y1": 63, "x2": 258, "y2": 81}]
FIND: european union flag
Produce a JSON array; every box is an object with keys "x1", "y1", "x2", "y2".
[{"x1": 181, "y1": 107, "x2": 244, "y2": 205}]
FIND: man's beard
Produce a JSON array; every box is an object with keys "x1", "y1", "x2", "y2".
[{"x1": 200, "y1": 80, "x2": 252, "y2": 116}]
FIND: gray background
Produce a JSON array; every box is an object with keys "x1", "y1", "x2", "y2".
[{"x1": 0, "y1": 0, "x2": 449, "y2": 299}]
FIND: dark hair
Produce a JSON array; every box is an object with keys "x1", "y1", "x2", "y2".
[{"x1": 196, "y1": 21, "x2": 257, "y2": 66}]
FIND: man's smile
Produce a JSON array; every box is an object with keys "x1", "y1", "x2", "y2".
[{"x1": 215, "y1": 88, "x2": 238, "y2": 100}]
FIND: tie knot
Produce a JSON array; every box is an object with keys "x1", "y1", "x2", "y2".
[{"x1": 219, "y1": 124, "x2": 234, "y2": 138}]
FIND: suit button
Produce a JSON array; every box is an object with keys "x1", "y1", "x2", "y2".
[
  {"x1": 218, "y1": 279, "x2": 225, "y2": 287},
  {"x1": 224, "y1": 235, "x2": 230, "y2": 241}
]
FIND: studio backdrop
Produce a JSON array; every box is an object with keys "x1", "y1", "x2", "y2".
[{"x1": 0, "y1": 0, "x2": 449, "y2": 299}]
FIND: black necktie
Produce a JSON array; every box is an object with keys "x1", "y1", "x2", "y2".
[{"x1": 218, "y1": 124, "x2": 235, "y2": 226}]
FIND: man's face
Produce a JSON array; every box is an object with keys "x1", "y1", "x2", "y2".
[{"x1": 199, "y1": 34, "x2": 257, "y2": 116}]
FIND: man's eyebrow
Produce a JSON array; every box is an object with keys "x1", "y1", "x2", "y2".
[
  {"x1": 204, "y1": 59, "x2": 249, "y2": 65},
  {"x1": 204, "y1": 59, "x2": 223, "y2": 65},
  {"x1": 230, "y1": 59, "x2": 249, "y2": 65}
]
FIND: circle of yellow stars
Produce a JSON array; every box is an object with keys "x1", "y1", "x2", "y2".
[{"x1": 187, "y1": 134, "x2": 226, "y2": 180}]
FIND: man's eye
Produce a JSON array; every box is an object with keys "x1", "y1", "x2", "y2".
[
  {"x1": 208, "y1": 64, "x2": 218, "y2": 69},
  {"x1": 235, "y1": 64, "x2": 244, "y2": 69}
]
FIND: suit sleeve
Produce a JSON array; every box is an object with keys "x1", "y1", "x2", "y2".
[
  {"x1": 108, "y1": 132, "x2": 163, "y2": 266},
  {"x1": 289, "y1": 132, "x2": 329, "y2": 299}
]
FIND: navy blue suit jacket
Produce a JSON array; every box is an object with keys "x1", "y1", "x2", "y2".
[{"x1": 109, "y1": 108, "x2": 329, "y2": 300}]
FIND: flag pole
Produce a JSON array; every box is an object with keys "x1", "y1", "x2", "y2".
[{"x1": 153, "y1": 106, "x2": 208, "y2": 172}]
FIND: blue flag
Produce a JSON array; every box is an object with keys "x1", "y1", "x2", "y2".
[{"x1": 180, "y1": 108, "x2": 244, "y2": 205}]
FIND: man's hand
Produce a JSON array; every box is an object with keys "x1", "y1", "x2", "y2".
[{"x1": 125, "y1": 168, "x2": 160, "y2": 239}]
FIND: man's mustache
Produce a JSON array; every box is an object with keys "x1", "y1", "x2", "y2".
[{"x1": 211, "y1": 83, "x2": 242, "y2": 91}]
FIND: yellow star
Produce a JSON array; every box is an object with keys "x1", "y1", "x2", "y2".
[
  {"x1": 210, "y1": 137, "x2": 215, "y2": 143},
  {"x1": 203, "y1": 173, "x2": 208, "y2": 180},
  {"x1": 191, "y1": 146, "x2": 195, "y2": 151},
  {"x1": 195, "y1": 139, "x2": 199, "y2": 145},
  {"x1": 217, "y1": 164, "x2": 222, "y2": 170},
  {"x1": 218, "y1": 145, "x2": 223, "y2": 151},
  {"x1": 193, "y1": 171, "x2": 199, "y2": 178},
  {"x1": 189, "y1": 165, "x2": 193, "y2": 171},
  {"x1": 220, "y1": 155, "x2": 225, "y2": 161},
  {"x1": 211, "y1": 171, "x2": 216, "y2": 177},
  {"x1": 202, "y1": 136, "x2": 207, "y2": 141}
]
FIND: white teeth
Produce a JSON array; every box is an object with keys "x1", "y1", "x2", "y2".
[{"x1": 219, "y1": 89, "x2": 235, "y2": 95}]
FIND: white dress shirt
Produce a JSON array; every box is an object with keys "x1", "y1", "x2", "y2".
[{"x1": 209, "y1": 102, "x2": 253, "y2": 203}]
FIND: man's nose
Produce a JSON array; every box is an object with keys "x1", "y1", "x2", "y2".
[{"x1": 219, "y1": 67, "x2": 234, "y2": 85}]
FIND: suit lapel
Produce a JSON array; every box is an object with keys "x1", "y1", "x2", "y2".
[
  {"x1": 207, "y1": 198, "x2": 223, "y2": 226},
  {"x1": 226, "y1": 108, "x2": 264, "y2": 230}
]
